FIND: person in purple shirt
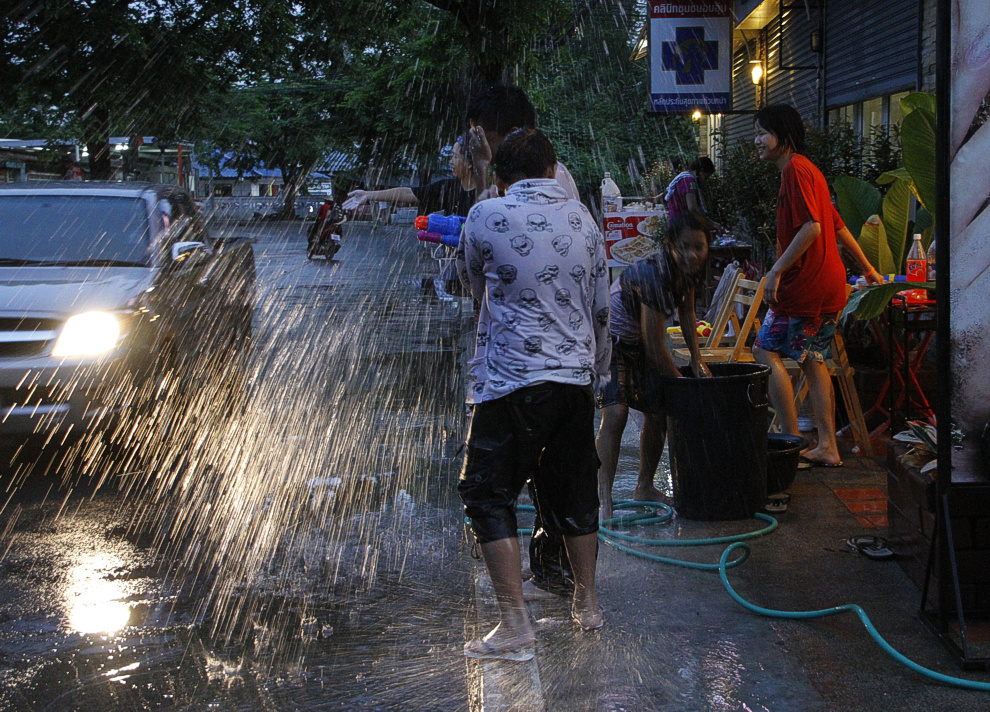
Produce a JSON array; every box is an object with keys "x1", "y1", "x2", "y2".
[{"x1": 664, "y1": 156, "x2": 715, "y2": 222}]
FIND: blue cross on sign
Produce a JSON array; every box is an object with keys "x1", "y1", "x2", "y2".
[{"x1": 661, "y1": 26, "x2": 718, "y2": 85}]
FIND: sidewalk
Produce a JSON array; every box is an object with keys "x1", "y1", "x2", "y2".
[{"x1": 463, "y1": 419, "x2": 990, "y2": 711}]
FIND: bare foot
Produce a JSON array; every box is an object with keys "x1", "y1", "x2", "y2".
[
  {"x1": 521, "y1": 579, "x2": 559, "y2": 601},
  {"x1": 464, "y1": 623, "x2": 536, "y2": 660},
  {"x1": 631, "y1": 485, "x2": 663, "y2": 503},
  {"x1": 570, "y1": 602, "x2": 604, "y2": 631}
]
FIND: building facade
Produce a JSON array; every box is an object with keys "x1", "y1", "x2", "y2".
[{"x1": 711, "y1": 0, "x2": 937, "y2": 150}]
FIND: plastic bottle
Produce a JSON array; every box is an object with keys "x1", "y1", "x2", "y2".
[
  {"x1": 926, "y1": 237, "x2": 936, "y2": 282},
  {"x1": 601, "y1": 172, "x2": 622, "y2": 213},
  {"x1": 905, "y1": 233, "x2": 927, "y2": 301}
]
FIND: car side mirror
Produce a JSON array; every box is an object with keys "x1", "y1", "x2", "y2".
[{"x1": 171, "y1": 241, "x2": 207, "y2": 263}]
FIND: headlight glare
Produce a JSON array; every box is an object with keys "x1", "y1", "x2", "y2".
[{"x1": 52, "y1": 312, "x2": 122, "y2": 357}]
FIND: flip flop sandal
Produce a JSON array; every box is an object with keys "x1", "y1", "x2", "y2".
[
  {"x1": 798, "y1": 457, "x2": 844, "y2": 469},
  {"x1": 764, "y1": 493, "x2": 791, "y2": 513},
  {"x1": 845, "y1": 535, "x2": 895, "y2": 560},
  {"x1": 571, "y1": 604, "x2": 605, "y2": 632},
  {"x1": 464, "y1": 638, "x2": 535, "y2": 662}
]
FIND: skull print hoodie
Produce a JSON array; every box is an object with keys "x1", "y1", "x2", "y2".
[{"x1": 456, "y1": 178, "x2": 611, "y2": 403}]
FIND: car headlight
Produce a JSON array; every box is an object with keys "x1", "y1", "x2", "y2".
[{"x1": 52, "y1": 312, "x2": 122, "y2": 357}]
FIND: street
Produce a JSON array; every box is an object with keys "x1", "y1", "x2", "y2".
[
  {"x1": 0, "y1": 219, "x2": 476, "y2": 710},
  {"x1": 0, "y1": 219, "x2": 988, "y2": 712}
]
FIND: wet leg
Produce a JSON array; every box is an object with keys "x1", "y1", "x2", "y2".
[
  {"x1": 633, "y1": 411, "x2": 665, "y2": 503},
  {"x1": 596, "y1": 404, "x2": 628, "y2": 520},
  {"x1": 801, "y1": 358, "x2": 842, "y2": 465},
  {"x1": 755, "y1": 346, "x2": 799, "y2": 436},
  {"x1": 563, "y1": 532, "x2": 602, "y2": 630},
  {"x1": 471, "y1": 537, "x2": 536, "y2": 653}
]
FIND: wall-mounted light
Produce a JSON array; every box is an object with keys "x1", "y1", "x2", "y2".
[
  {"x1": 750, "y1": 60, "x2": 764, "y2": 85},
  {"x1": 810, "y1": 29, "x2": 822, "y2": 54},
  {"x1": 692, "y1": 110, "x2": 703, "y2": 121}
]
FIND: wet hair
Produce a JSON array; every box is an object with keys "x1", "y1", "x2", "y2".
[
  {"x1": 491, "y1": 128, "x2": 556, "y2": 184},
  {"x1": 665, "y1": 210, "x2": 712, "y2": 246},
  {"x1": 754, "y1": 104, "x2": 806, "y2": 154},
  {"x1": 466, "y1": 84, "x2": 537, "y2": 136},
  {"x1": 689, "y1": 156, "x2": 715, "y2": 176}
]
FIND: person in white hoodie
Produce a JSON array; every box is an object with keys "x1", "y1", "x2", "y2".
[
  {"x1": 456, "y1": 129, "x2": 611, "y2": 660},
  {"x1": 464, "y1": 82, "x2": 582, "y2": 601}
]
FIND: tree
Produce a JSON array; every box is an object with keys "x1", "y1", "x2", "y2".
[{"x1": 0, "y1": 1, "x2": 265, "y2": 177}]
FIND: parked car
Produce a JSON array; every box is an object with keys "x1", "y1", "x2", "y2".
[{"x1": 0, "y1": 182, "x2": 255, "y2": 442}]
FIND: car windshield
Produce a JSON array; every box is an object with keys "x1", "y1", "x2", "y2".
[{"x1": 0, "y1": 195, "x2": 151, "y2": 266}]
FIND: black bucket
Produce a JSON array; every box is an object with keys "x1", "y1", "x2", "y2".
[
  {"x1": 767, "y1": 433, "x2": 808, "y2": 494},
  {"x1": 663, "y1": 363, "x2": 770, "y2": 520}
]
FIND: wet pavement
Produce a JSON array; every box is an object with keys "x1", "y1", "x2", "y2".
[
  {"x1": 0, "y1": 219, "x2": 473, "y2": 710},
  {"x1": 0, "y1": 219, "x2": 987, "y2": 710}
]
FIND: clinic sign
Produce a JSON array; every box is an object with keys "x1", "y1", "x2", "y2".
[{"x1": 649, "y1": 1, "x2": 732, "y2": 113}]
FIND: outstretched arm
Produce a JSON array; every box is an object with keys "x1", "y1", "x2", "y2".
[
  {"x1": 834, "y1": 219, "x2": 883, "y2": 285},
  {"x1": 343, "y1": 187, "x2": 417, "y2": 211},
  {"x1": 641, "y1": 305, "x2": 682, "y2": 378}
]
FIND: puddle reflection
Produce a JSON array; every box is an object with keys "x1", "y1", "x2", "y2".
[{"x1": 66, "y1": 554, "x2": 132, "y2": 635}]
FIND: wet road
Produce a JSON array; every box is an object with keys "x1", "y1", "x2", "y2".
[{"x1": 0, "y1": 219, "x2": 475, "y2": 711}]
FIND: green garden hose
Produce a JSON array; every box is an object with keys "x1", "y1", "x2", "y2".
[
  {"x1": 508, "y1": 500, "x2": 990, "y2": 691},
  {"x1": 717, "y1": 542, "x2": 990, "y2": 692}
]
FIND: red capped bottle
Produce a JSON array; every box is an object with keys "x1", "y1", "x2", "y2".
[{"x1": 906, "y1": 233, "x2": 927, "y2": 301}]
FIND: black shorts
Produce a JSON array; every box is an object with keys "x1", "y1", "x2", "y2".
[
  {"x1": 458, "y1": 381, "x2": 600, "y2": 544},
  {"x1": 596, "y1": 337, "x2": 666, "y2": 414}
]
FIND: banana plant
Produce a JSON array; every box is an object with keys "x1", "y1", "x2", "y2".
[{"x1": 832, "y1": 92, "x2": 936, "y2": 277}]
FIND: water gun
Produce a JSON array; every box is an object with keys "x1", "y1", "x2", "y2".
[
  {"x1": 415, "y1": 214, "x2": 465, "y2": 237},
  {"x1": 417, "y1": 230, "x2": 460, "y2": 248}
]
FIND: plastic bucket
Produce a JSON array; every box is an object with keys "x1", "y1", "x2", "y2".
[
  {"x1": 767, "y1": 433, "x2": 808, "y2": 494},
  {"x1": 663, "y1": 363, "x2": 770, "y2": 520}
]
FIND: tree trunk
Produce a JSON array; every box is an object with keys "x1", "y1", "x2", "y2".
[
  {"x1": 85, "y1": 105, "x2": 113, "y2": 180},
  {"x1": 274, "y1": 164, "x2": 303, "y2": 220}
]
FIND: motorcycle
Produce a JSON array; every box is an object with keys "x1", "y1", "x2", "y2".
[{"x1": 307, "y1": 206, "x2": 345, "y2": 261}]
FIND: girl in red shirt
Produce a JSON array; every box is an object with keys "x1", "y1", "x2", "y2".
[{"x1": 752, "y1": 105, "x2": 883, "y2": 467}]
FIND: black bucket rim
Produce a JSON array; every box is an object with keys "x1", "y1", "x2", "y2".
[
  {"x1": 662, "y1": 363, "x2": 771, "y2": 383},
  {"x1": 767, "y1": 433, "x2": 809, "y2": 453}
]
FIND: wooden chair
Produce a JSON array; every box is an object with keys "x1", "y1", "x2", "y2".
[
  {"x1": 768, "y1": 329, "x2": 874, "y2": 456},
  {"x1": 673, "y1": 276, "x2": 766, "y2": 364},
  {"x1": 669, "y1": 267, "x2": 742, "y2": 350}
]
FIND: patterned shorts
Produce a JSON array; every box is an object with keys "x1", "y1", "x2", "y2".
[{"x1": 754, "y1": 308, "x2": 839, "y2": 363}]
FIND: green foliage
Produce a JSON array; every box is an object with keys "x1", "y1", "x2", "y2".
[
  {"x1": 0, "y1": 1, "x2": 260, "y2": 175},
  {"x1": 856, "y1": 216, "x2": 894, "y2": 274},
  {"x1": 842, "y1": 281, "x2": 933, "y2": 320},
  {"x1": 833, "y1": 176, "x2": 881, "y2": 237},
  {"x1": 705, "y1": 131, "x2": 780, "y2": 256},
  {"x1": 529, "y1": 3, "x2": 695, "y2": 206},
  {"x1": 831, "y1": 92, "x2": 935, "y2": 274},
  {"x1": 901, "y1": 106, "x2": 937, "y2": 214},
  {"x1": 805, "y1": 122, "x2": 864, "y2": 180}
]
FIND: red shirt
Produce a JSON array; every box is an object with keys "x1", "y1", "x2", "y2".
[{"x1": 774, "y1": 154, "x2": 848, "y2": 317}]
